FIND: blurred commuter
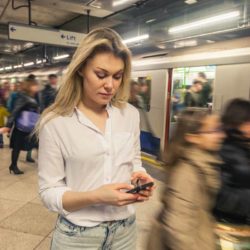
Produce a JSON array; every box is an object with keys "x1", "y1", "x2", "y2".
[
  {"x1": 197, "y1": 72, "x2": 212, "y2": 107},
  {"x1": 0, "y1": 81, "x2": 10, "y2": 107},
  {"x1": 39, "y1": 73, "x2": 57, "y2": 112},
  {"x1": 214, "y1": 99, "x2": 250, "y2": 225},
  {"x1": 147, "y1": 108, "x2": 225, "y2": 250},
  {"x1": 36, "y1": 28, "x2": 154, "y2": 250},
  {"x1": 184, "y1": 79, "x2": 203, "y2": 107},
  {"x1": 0, "y1": 101, "x2": 10, "y2": 148},
  {"x1": 7, "y1": 82, "x2": 22, "y2": 112},
  {"x1": 4, "y1": 78, "x2": 39, "y2": 174}
]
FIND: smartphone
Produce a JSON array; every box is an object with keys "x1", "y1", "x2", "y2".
[{"x1": 126, "y1": 182, "x2": 154, "y2": 194}]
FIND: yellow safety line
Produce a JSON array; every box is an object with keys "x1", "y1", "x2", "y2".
[{"x1": 141, "y1": 155, "x2": 164, "y2": 169}]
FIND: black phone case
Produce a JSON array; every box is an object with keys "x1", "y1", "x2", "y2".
[{"x1": 126, "y1": 182, "x2": 154, "y2": 194}]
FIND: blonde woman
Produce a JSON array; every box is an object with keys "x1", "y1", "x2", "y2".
[{"x1": 37, "y1": 28, "x2": 154, "y2": 249}]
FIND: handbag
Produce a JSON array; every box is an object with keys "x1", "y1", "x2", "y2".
[{"x1": 16, "y1": 110, "x2": 39, "y2": 133}]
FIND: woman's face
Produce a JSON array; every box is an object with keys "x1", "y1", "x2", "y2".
[
  {"x1": 238, "y1": 122, "x2": 250, "y2": 139},
  {"x1": 188, "y1": 115, "x2": 225, "y2": 151},
  {"x1": 80, "y1": 52, "x2": 124, "y2": 107}
]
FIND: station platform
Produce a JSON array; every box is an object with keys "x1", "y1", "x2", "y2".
[{"x1": 0, "y1": 144, "x2": 164, "y2": 250}]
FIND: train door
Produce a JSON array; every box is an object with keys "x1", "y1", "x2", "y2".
[{"x1": 131, "y1": 69, "x2": 169, "y2": 156}]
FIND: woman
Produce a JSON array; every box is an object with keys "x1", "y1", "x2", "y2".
[
  {"x1": 6, "y1": 78, "x2": 39, "y2": 174},
  {"x1": 147, "y1": 108, "x2": 224, "y2": 250},
  {"x1": 214, "y1": 98, "x2": 250, "y2": 224},
  {"x1": 37, "y1": 28, "x2": 154, "y2": 250}
]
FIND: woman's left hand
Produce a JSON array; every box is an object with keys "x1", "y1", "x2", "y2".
[{"x1": 131, "y1": 171, "x2": 155, "y2": 201}]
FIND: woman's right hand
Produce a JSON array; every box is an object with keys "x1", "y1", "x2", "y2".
[
  {"x1": 93, "y1": 183, "x2": 140, "y2": 207},
  {"x1": 0, "y1": 127, "x2": 10, "y2": 134}
]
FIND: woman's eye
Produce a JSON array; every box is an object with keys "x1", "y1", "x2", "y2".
[
  {"x1": 113, "y1": 74, "x2": 123, "y2": 80},
  {"x1": 96, "y1": 73, "x2": 106, "y2": 79}
]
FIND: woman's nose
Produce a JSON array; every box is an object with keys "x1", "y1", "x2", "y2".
[{"x1": 104, "y1": 76, "x2": 114, "y2": 90}]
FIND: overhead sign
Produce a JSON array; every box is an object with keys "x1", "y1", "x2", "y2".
[{"x1": 8, "y1": 23, "x2": 86, "y2": 47}]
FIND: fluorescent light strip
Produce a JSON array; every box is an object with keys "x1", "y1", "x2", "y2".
[
  {"x1": 53, "y1": 54, "x2": 70, "y2": 60},
  {"x1": 123, "y1": 34, "x2": 149, "y2": 44},
  {"x1": 169, "y1": 11, "x2": 240, "y2": 33},
  {"x1": 36, "y1": 59, "x2": 46, "y2": 64},
  {"x1": 113, "y1": 0, "x2": 132, "y2": 7},
  {"x1": 0, "y1": 68, "x2": 4, "y2": 71},
  {"x1": 5, "y1": 66, "x2": 12, "y2": 70},
  {"x1": 24, "y1": 62, "x2": 34, "y2": 67},
  {"x1": 14, "y1": 64, "x2": 22, "y2": 69}
]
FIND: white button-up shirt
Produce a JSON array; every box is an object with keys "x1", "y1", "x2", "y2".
[{"x1": 38, "y1": 103, "x2": 145, "y2": 227}]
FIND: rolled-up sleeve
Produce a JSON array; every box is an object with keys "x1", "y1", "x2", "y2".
[
  {"x1": 132, "y1": 109, "x2": 146, "y2": 172},
  {"x1": 38, "y1": 122, "x2": 71, "y2": 215}
]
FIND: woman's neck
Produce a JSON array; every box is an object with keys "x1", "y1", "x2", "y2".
[{"x1": 78, "y1": 99, "x2": 106, "y2": 115}]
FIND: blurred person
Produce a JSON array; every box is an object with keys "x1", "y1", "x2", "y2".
[
  {"x1": 36, "y1": 28, "x2": 154, "y2": 250},
  {"x1": 7, "y1": 82, "x2": 22, "y2": 112},
  {"x1": 197, "y1": 72, "x2": 213, "y2": 107},
  {"x1": 129, "y1": 80, "x2": 144, "y2": 109},
  {"x1": 0, "y1": 101, "x2": 10, "y2": 148},
  {"x1": 4, "y1": 78, "x2": 39, "y2": 174},
  {"x1": 39, "y1": 73, "x2": 58, "y2": 112},
  {"x1": 147, "y1": 108, "x2": 225, "y2": 250},
  {"x1": 0, "y1": 81, "x2": 10, "y2": 107},
  {"x1": 184, "y1": 79, "x2": 203, "y2": 107},
  {"x1": 214, "y1": 99, "x2": 250, "y2": 225}
]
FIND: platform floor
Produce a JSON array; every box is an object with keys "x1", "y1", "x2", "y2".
[{"x1": 0, "y1": 141, "x2": 164, "y2": 250}]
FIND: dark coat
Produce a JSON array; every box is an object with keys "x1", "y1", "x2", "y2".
[
  {"x1": 214, "y1": 130, "x2": 250, "y2": 224},
  {"x1": 7, "y1": 92, "x2": 39, "y2": 151},
  {"x1": 39, "y1": 84, "x2": 56, "y2": 112}
]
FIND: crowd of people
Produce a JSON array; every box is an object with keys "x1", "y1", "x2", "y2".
[
  {"x1": 0, "y1": 27, "x2": 249, "y2": 250},
  {"x1": 0, "y1": 73, "x2": 58, "y2": 174}
]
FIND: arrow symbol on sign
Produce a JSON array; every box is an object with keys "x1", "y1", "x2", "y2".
[
  {"x1": 61, "y1": 34, "x2": 65, "y2": 39},
  {"x1": 10, "y1": 27, "x2": 16, "y2": 32}
]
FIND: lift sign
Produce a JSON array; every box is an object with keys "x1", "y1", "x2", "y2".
[{"x1": 8, "y1": 23, "x2": 85, "y2": 47}]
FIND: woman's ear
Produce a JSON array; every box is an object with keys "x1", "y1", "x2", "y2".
[{"x1": 185, "y1": 133, "x2": 200, "y2": 145}]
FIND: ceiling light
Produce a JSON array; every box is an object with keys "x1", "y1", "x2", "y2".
[
  {"x1": 123, "y1": 34, "x2": 149, "y2": 44},
  {"x1": 174, "y1": 40, "x2": 197, "y2": 48},
  {"x1": 36, "y1": 59, "x2": 47, "y2": 64},
  {"x1": 185, "y1": 0, "x2": 197, "y2": 4},
  {"x1": 5, "y1": 66, "x2": 12, "y2": 70},
  {"x1": 0, "y1": 68, "x2": 4, "y2": 71},
  {"x1": 206, "y1": 40, "x2": 215, "y2": 43},
  {"x1": 24, "y1": 42, "x2": 34, "y2": 49},
  {"x1": 53, "y1": 54, "x2": 70, "y2": 60},
  {"x1": 24, "y1": 62, "x2": 34, "y2": 67},
  {"x1": 169, "y1": 11, "x2": 240, "y2": 33},
  {"x1": 113, "y1": 0, "x2": 133, "y2": 7},
  {"x1": 146, "y1": 19, "x2": 156, "y2": 24},
  {"x1": 13, "y1": 64, "x2": 23, "y2": 69}
]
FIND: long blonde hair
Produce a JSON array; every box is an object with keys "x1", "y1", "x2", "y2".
[{"x1": 35, "y1": 28, "x2": 132, "y2": 134}]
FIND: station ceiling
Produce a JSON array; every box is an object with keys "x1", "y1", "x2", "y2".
[{"x1": 0, "y1": 0, "x2": 250, "y2": 72}]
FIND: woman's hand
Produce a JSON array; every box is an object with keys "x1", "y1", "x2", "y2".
[
  {"x1": 93, "y1": 183, "x2": 140, "y2": 206},
  {"x1": 131, "y1": 171, "x2": 155, "y2": 201}
]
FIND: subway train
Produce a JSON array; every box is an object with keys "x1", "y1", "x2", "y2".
[{"x1": 1, "y1": 37, "x2": 250, "y2": 157}]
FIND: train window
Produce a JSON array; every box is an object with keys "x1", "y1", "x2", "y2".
[
  {"x1": 129, "y1": 76, "x2": 151, "y2": 112},
  {"x1": 170, "y1": 66, "x2": 216, "y2": 122}
]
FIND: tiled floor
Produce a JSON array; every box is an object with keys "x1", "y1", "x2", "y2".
[{"x1": 0, "y1": 142, "x2": 164, "y2": 250}]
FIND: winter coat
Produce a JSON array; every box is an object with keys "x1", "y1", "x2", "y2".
[
  {"x1": 147, "y1": 148, "x2": 221, "y2": 250},
  {"x1": 214, "y1": 130, "x2": 250, "y2": 224},
  {"x1": 39, "y1": 84, "x2": 56, "y2": 112},
  {"x1": 6, "y1": 92, "x2": 39, "y2": 151}
]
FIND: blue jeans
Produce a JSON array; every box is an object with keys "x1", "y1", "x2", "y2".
[{"x1": 51, "y1": 215, "x2": 136, "y2": 250}]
